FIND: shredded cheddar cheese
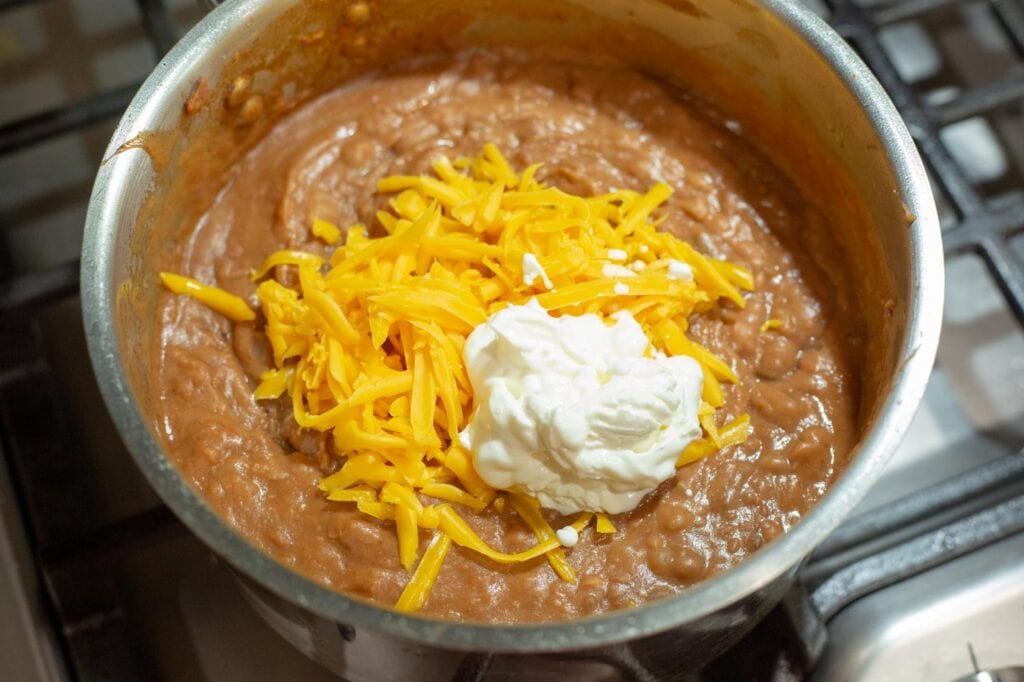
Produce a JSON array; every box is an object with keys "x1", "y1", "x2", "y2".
[
  {"x1": 509, "y1": 493, "x2": 577, "y2": 581},
  {"x1": 158, "y1": 272, "x2": 255, "y2": 322},
  {"x1": 395, "y1": 531, "x2": 452, "y2": 612},
  {"x1": 595, "y1": 514, "x2": 617, "y2": 534},
  {"x1": 312, "y1": 217, "x2": 342, "y2": 245},
  {"x1": 161, "y1": 143, "x2": 753, "y2": 613}
]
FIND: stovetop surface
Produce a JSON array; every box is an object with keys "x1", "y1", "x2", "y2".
[{"x1": 1, "y1": 1, "x2": 1023, "y2": 680}]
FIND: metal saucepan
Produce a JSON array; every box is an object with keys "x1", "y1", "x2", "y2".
[{"x1": 81, "y1": 0, "x2": 943, "y2": 677}]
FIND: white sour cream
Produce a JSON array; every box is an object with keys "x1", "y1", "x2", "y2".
[
  {"x1": 601, "y1": 263, "x2": 636, "y2": 279},
  {"x1": 556, "y1": 526, "x2": 579, "y2": 547},
  {"x1": 667, "y1": 259, "x2": 694, "y2": 281},
  {"x1": 521, "y1": 253, "x2": 553, "y2": 289},
  {"x1": 458, "y1": 299, "x2": 703, "y2": 514}
]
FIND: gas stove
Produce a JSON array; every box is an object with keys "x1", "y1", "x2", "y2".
[{"x1": 1, "y1": 1, "x2": 1022, "y2": 680}]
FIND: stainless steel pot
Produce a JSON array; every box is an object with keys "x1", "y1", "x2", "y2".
[{"x1": 81, "y1": 0, "x2": 944, "y2": 677}]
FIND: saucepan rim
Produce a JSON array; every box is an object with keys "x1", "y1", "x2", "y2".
[{"x1": 80, "y1": 0, "x2": 943, "y2": 652}]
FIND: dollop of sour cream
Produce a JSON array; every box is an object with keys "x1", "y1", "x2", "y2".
[{"x1": 458, "y1": 299, "x2": 703, "y2": 514}]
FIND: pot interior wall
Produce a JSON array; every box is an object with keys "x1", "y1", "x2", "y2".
[{"x1": 114, "y1": 0, "x2": 900, "y2": 554}]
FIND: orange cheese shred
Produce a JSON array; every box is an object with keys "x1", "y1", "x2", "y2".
[
  {"x1": 312, "y1": 218, "x2": 342, "y2": 245},
  {"x1": 159, "y1": 272, "x2": 255, "y2": 322},
  {"x1": 509, "y1": 493, "x2": 576, "y2": 582},
  {"x1": 595, "y1": 514, "x2": 617, "y2": 534},
  {"x1": 395, "y1": 532, "x2": 452, "y2": 612},
  {"x1": 435, "y1": 504, "x2": 593, "y2": 565}
]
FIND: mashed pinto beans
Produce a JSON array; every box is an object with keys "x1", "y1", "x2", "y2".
[{"x1": 155, "y1": 50, "x2": 860, "y2": 622}]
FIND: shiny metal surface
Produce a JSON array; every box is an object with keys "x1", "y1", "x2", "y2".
[
  {"x1": 79, "y1": 0, "x2": 943, "y2": 667},
  {"x1": 811, "y1": 491, "x2": 1024, "y2": 621},
  {"x1": 813, "y1": 529, "x2": 1024, "y2": 681},
  {"x1": 954, "y1": 670, "x2": 1024, "y2": 682}
]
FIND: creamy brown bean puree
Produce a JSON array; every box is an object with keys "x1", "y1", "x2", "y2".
[{"x1": 155, "y1": 49, "x2": 861, "y2": 622}]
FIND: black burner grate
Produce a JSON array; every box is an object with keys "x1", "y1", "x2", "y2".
[
  {"x1": 0, "y1": 1, "x2": 188, "y2": 679},
  {"x1": 707, "y1": 1, "x2": 1024, "y2": 678},
  {"x1": 1, "y1": 1, "x2": 1023, "y2": 681},
  {"x1": 829, "y1": 0, "x2": 1024, "y2": 321}
]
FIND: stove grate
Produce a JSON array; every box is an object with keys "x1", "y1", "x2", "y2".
[
  {"x1": 707, "y1": 1, "x2": 1024, "y2": 678},
  {"x1": 0, "y1": 1, "x2": 1023, "y2": 681},
  {"x1": 0, "y1": 1, "x2": 186, "y2": 679},
  {"x1": 830, "y1": 0, "x2": 1024, "y2": 321},
  {"x1": 0, "y1": 83, "x2": 140, "y2": 157}
]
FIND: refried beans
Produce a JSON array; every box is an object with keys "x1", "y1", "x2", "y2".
[{"x1": 154, "y1": 49, "x2": 861, "y2": 622}]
